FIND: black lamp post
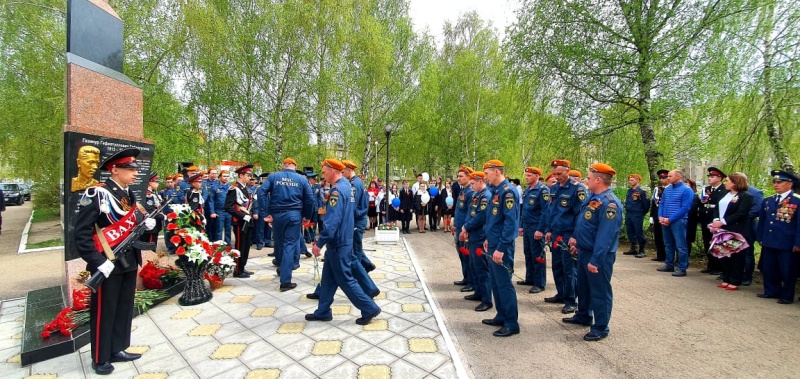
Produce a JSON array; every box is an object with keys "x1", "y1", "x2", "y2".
[{"x1": 384, "y1": 125, "x2": 392, "y2": 191}]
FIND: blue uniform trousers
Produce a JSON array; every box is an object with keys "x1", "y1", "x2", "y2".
[
  {"x1": 468, "y1": 241, "x2": 492, "y2": 303},
  {"x1": 312, "y1": 232, "x2": 378, "y2": 297},
  {"x1": 205, "y1": 212, "x2": 218, "y2": 243},
  {"x1": 760, "y1": 246, "x2": 799, "y2": 302},
  {"x1": 454, "y1": 234, "x2": 472, "y2": 284},
  {"x1": 274, "y1": 211, "x2": 302, "y2": 284},
  {"x1": 313, "y1": 244, "x2": 380, "y2": 319},
  {"x1": 663, "y1": 218, "x2": 689, "y2": 271},
  {"x1": 487, "y1": 245, "x2": 519, "y2": 330},
  {"x1": 353, "y1": 223, "x2": 373, "y2": 268},
  {"x1": 551, "y1": 231, "x2": 576, "y2": 307},
  {"x1": 625, "y1": 212, "x2": 646, "y2": 246},
  {"x1": 574, "y1": 249, "x2": 615, "y2": 336},
  {"x1": 522, "y1": 224, "x2": 546, "y2": 288},
  {"x1": 253, "y1": 217, "x2": 265, "y2": 247},
  {"x1": 214, "y1": 211, "x2": 232, "y2": 246}
]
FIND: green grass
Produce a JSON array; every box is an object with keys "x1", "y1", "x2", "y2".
[
  {"x1": 31, "y1": 207, "x2": 60, "y2": 223},
  {"x1": 27, "y1": 238, "x2": 63, "y2": 249}
]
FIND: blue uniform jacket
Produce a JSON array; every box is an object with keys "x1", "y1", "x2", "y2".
[
  {"x1": 521, "y1": 182, "x2": 550, "y2": 231},
  {"x1": 207, "y1": 182, "x2": 231, "y2": 215},
  {"x1": 545, "y1": 179, "x2": 586, "y2": 233},
  {"x1": 351, "y1": 175, "x2": 369, "y2": 226},
  {"x1": 260, "y1": 169, "x2": 315, "y2": 219},
  {"x1": 624, "y1": 186, "x2": 649, "y2": 214},
  {"x1": 756, "y1": 191, "x2": 800, "y2": 249},
  {"x1": 453, "y1": 184, "x2": 474, "y2": 229},
  {"x1": 171, "y1": 181, "x2": 190, "y2": 205},
  {"x1": 463, "y1": 187, "x2": 491, "y2": 242},
  {"x1": 485, "y1": 179, "x2": 520, "y2": 253},
  {"x1": 316, "y1": 177, "x2": 354, "y2": 249},
  {"x1": 574, "y1": 189, "x2": 623, "y2": 267}
]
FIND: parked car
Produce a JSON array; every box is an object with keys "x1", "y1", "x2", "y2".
[
  {"x1": 19, "y1": 183, "x2": 31, "y2": 201},
  {"x1": 0, "y1": 183, "x2": 25, "y2": 205}
]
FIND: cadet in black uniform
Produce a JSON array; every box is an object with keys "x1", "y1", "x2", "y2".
[
  {"x1": 140, "y1": 172, "x2": 165, "y2": 246},
  {"x1": 74, "y1": 148, "x2": 155, "y2": 375},
  {"x1": 650, "y1": 170, "x2": 669, "y2": 262},
  {"x1": 225, "y1": 165, "x2": 257, "y2": 277}
]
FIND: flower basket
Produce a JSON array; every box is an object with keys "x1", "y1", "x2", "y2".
[
  {"x1": 375, "y1": 223, "x2": 400, "y2": 244},
  {"x1": 208, "y1": 277, "x2": 224, "y2": 290}
]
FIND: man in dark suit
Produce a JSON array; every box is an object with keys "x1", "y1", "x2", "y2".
[
  {"x1": 742, "y1": 183, "x2": 764, "y2": 286},
  {"x1": 74, "y1": 148, "x2": 155, "y2": 375},
  {"x1": 650, "y1": 170, "x2": 669, "y2": 261},
  {"x1": 398, "y1": 180, "x2": 414, "y2": 234},
  {"x1": 756, "y1": 170, "x2": 800, "y2": 304},
  {"x1": 700, "y1": 167, "x2": 729, "y2": 275}
]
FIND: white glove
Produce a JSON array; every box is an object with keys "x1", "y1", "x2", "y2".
[
  {"x1": 649, "y1": 217, "x2": 654, "y2": 224},
  {"x1": 144, "y1": 218, "x2": 156, "y2": 230},
  {"x1": 98, "y1": 260, "x2": 115, "y2": 278},
  {"x1": 243, "y1": 215, "x2": 252, "y2": 222}
]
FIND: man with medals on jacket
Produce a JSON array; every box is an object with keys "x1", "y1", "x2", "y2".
[
  {"x1": 74, "y1": 148, "x2": 157, "y2": 375},
  {"x1": 225, "y1": 164, "x2": 258, "y2": 278}
]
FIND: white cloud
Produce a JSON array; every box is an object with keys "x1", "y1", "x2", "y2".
[{"x1": 407, "y1": 0, "x2": 519, "y2": 44}]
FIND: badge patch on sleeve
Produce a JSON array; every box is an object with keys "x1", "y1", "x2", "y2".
[
  {"x1": 480, "y1": 198, "x2": 488, "y2": 210},
  {"x1": 542, "y1": 191, "x2": 550, "y2": 202},
  {"x1": 492, "y1": 207, "x2": 498, "y2": 215},
  {"x1": 606, "y1": 203, "x2": 617, "y2": 219},
  {"x1": 577, "y1": 190, "x2": 586, "y2": 202},
  {"x1": 329, "y1": 192, "x2": 339, "y2": 207},
  {"x1": 584, "y1": 210, "x2": 593, "y2": 220},
  {"x1": 505, "y1": 197, "x2": 515, "y2": 210}
]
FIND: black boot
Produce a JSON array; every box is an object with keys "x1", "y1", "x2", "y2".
[
  {"x1": 623, "y1": 244, "x2": 638, "y2": 255},
  {"x1": 635, "y1": 244, "x2": 646, "y2": 258}
]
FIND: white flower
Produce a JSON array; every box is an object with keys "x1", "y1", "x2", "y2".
[
  {"x1": 219, "y1": 256, "x2": 236, "y2": 267},
  {"x1": 186, "y1": 243, "x2": 209, "y2": 263},
  {"x1": 229, "y1": 249, "x2": 241, "y2": 258}
]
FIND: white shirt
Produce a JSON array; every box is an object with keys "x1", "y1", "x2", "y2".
[
  {"x1": 718, "y1": 192, "x2": 734, "y2": 224},
  {"x1": 778, "y1": 190, "x2": 792, "y2": 203}
]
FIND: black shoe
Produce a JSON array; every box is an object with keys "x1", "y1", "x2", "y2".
[
  {"x1": 481, "y1": 318, "x2": 503, "y2": 326},
  {"x1": 700, "y1": 268, "x2": 712, "y2": 274},
  {"x1": 305, "y1": 313, "x2": 332, "y2": 321},
  {"x1": 233, "y1": 272, "x2": 250, "y2": 278},
  {"x1": 110, "y1": 351, "x2": 141, "y2": 362},
  {"x1": 516, "y1": 280, "x2": 534, "y2": 286},
  {"x1": 757, "y1": 293, "x2": 777, "y2": 299},
  {"x1": 562, "y1": 317, "x2": 592, "y2": 326},
  {"x1": 656, "y1": 265, "x2": 674, "y2": 272},
  {"x1": 529, "y1": 286, "x2": 545, "y2": 294},
  {"x1": 304, "y1": 252, "x2": 313, "y2": 258},
  {"x1": 464, "y1": 294, "x2": 481, "y2": 301},
  {"x1": 364, "y1": 263, "x2": 377, "y2": 272},
  {"x1": 715, "y1": 275, "x2": 723, "y2": 280},
  {"x1": 453, "y1": 280, "x2": 468, "y2": 286},
  {"x1": 777, "y1": 299, "x2": 793, "y2": 305},
  {"x1": 651, "y1": 258, "x2": 663, "y2": 261},
  {"x1": 244, "y1": 269, "x2": 254, "y2": 275},
  {"x1": 493, "y1": 327, "x2": 520, "y2": 337},
  {"x1": 622, "y1": 249, "x2": 637, "y2": 255},
  {"x1": 460, "y1": 286, "x2": 474, "y2": 292},
  {"x1": 475, "y1": 302, "x2": 493, "y2": 312},
  {"x1": 561, "y1": 305, "x2": 577, "y2": 314},
  {"x1": 306, "y1": 293, "x2": 320, "y2": 300},
  {"x1": 265, "y1": 242, "x2": 274, "y2": 248},
  {"x1": 267, "y1": 252, "x2": 276, "y2": 257},
  {"x1": 544, "y1": 296, "x2": 564, "y2": 304},
  {"x1": 583, "y1": 332, "x2": 607, "y2": 341},
  {"x1": 272, "y1": 259, "x2": 279, "y2": 266},
  {"x1": 740, "y1": 280, "x2": 752, "y2": 286},
  {"x1": 279, "y1": 283, "x2": 297, "y2": 292},
  {"x1": 369, "y1": 289, "x2": 381, "y2": 299},
  {"x1": 256, "y1": 245, "x2": 263, "y2": 250},
  {"x1": 92, "y1": 362, "x2": 114, "y2": 375},
  {"x1": 635, "y1": 252, "x2": 645, "y2": 258},
  {"x1": 356, "y1": 309, "x2": 382, "y2": 325},
  {"x1": 672, "y1": 270, "x2": 687, "y2": 277},
  {"x1": 708, "y1": 270, "x2": 722, "y2": 276}
]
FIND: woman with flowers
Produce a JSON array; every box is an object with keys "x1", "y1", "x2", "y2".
[{"x1": 708, "y1": 172, "x2": 754, "y2": 291}]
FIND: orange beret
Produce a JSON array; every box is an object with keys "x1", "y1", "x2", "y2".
[
  {"x1": 628, "y1": 174, "x2": 642, "y2": 181},
  {"x1": 545, "y1": 173, "x2": 555, "y2": 181},
  {"x1": 186, "y1": 165, "x2": 199, "y2": 171},
  {"x1": 483, "y1": 159, "x2": 504, "y2": 169},
  {"x1": 283, "y1": 158, "x2": 297, "y2": 166},
  {"x1": 568, "y1": 170, "x2": 582, "y2": 178},
  {"x1": 342, "y1": 160, "x2": 358, "y2": 169},
  {"x1": 469, "y1": 171, "x2": 486, "y2": 180},
  {"x1": 165, "y1": 174, "x2": 174, "y2": 180},
  {"x1": 199, "y1": 170, "x2": 206, "y2": 175},
  {"x1": 459, "y1": 165, "x2": 474, "y2": 175},
  {"x1": 220, "y1": 170, "x2": 229, "y2": 175},
  {"x1": 550, "y1": 159, "x2": 571, "y2": 169},
  {"x1": 322, "y1": 158, "x2": 345, "y2": 171},
  {"x1": 590, "y1": 163, "x2": 616, "y2": 176},
  {"x1": 525, "y1": 167, "x2": 542, "y2": 175}
]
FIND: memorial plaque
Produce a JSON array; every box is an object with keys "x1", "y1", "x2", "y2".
[
  {"x1": 62, "y1": 131, "x2": 154, "y2": 261},
  {"x1": 67, "y1": 0, "x2": 123, "y2": 72}
]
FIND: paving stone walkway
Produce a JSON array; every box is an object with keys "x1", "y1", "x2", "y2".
[{"x1": 0, "y1": 238, "x2": 466, "y2": 379}]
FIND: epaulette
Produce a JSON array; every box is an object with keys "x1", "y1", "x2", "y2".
[
  {"x1": 793, "y1": 193, "x2": 800, "y2": 199},
  {"x1": 502, "y1": 185, "x2": 510, "y2": 191},
  {"x1": 604, "y1": 192, "x2": 615, "y2": 201}
]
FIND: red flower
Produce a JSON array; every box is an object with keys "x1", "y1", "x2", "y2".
[
  {"x1": 170, "y1": 235, "x2": 182, "y2": 244},
  {"x1": 476, "y1": 248, "x2": 484, "y2": 257},
  {"x1": 184, "y1": 235, "x2": 193, "y2": 245},
  {"x1": 41, "y1": 330, "x2": 50, "y2": 338},
  {"x1": 167, "y1": 212, "x2": 178, "y2": 220},
  {"x1": 167, "y1": 223, "x2": 178, "y2": 230},
  {"x1": 459, "y1": 247, "x2": 469, "y2": 256},
  {"x1": 176, "y1": 246, "x2": 186, "y2": 256},
  {"x1": 535, "y1": 257, "x2": 546, "y2": 264},
  {"x1": 60, "y1": 329, "x2": 71, "y2": 336}
]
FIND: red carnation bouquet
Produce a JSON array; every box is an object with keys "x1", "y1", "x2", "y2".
[
  {"x1": 139, "y1": 257, "x2": 183, "y2": 289},
  {"x1": 41, "y1": 288, "x2": 91, "y2": 339}
]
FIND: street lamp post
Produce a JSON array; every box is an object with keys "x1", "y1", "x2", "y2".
[{"x1": 384, "y1": 125, "x2": 392, "y2": 193}]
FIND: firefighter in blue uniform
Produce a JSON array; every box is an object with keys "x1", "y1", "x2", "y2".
[
  {"x1": 261, "y1": 158, "x2": 315, "y2": 291},
  {"x1": 305, "y1": 159, "x2": 382, "y2": 325},
  {"x1": 460, "y1": 171, "x2": 493, "y2": 312},
  {"x1": 480, "y1": 160, "x2": 520, "y2": 337},
  {"x1": 519, "y1": 166, "x2": 550, "y2": 294},
  {"x1": 208, "y1": 170, "x2": 232, "y2": 245},
  {"x1": 543, "y1": 159, "x2": 586, "y2": 314},
  {"x1": 74, "y1": 148, "x2": 156, "y2": 375},
  {"x1": 225, "y1": 164, "x2": 258, "y2": 278},
  {"x1": 343, "y1": 161, "x2": 376, "y2": 272},
  {"x1": 756, "y1": 170, "x2": 800, "y2": 304},
  {"x1": 623, "y1": 174, "x2": 649, "y2": 258},
  {"x1": 564, "y1": 163, "x2": 623, "y2": 341},
  {"x1": 255, "y1": 172, "x2": 274, "y2": 250},
  {"x1": 452, "y1": 165, "x2": 475, "y2": 290}
]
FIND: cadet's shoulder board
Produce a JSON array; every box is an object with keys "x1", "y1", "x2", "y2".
[{"x1": 793, "y1": 193, "x2": 800, "y2": 199}]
